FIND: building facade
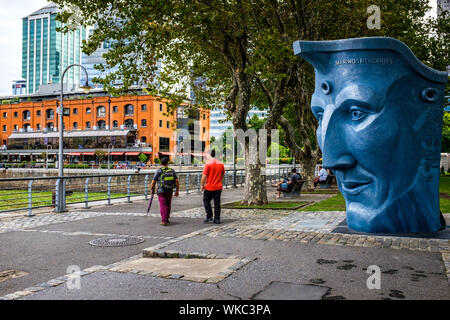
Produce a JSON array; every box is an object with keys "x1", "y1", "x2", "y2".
[
  {"x1": 0, "y1": 89, "x2": 210, "y2": 164},
  {"x1": 11, "y1": 80, "x2": 27, "y2": 96},
  {"x1": 22, "y1": 3, "x2": 86, "y2": 94},
  {"x1": 437, "y1": 0, "x2": 450, "y2": 15},
  {"x1": 209, "y1": 108, "x2": 267, "y2": 137}
]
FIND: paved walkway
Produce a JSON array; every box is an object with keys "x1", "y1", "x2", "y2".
[{"x1": 0, "y1": 187, "x2": 448, "y2": 300}]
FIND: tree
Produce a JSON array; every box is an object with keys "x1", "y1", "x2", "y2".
[
  {"x1": 54, "y1": 0, "x2": 449, "y2": 197},
  {"x1": 94, "y1": 149, "x2": 107, "y2": 165},
  {"x1": 138, "y1": 153, "x2": 148, "y2": 163}
]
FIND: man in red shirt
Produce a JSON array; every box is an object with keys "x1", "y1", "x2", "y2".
[{"x1": 201, "y1": 149, "x2": 225, "y2": 224}]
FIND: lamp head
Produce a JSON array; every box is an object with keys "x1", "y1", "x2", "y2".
[{"x1": 80, "y1": 81, "x2": 91, "y2": 94}]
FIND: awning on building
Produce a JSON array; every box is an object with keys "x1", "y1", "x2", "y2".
[
  {"x1": 143, "y1": 152, "x2": 152, "y2": 155},
  {"x1": 191, "y1": 153, "x2": 206, "y2": 157},
  {"x1": 8, "y1": 129, "x2": 132, "y2": 140},
  {"x1": 125, "y1": 152, "x2": 140, "y2": 156},
  {"x1": 82, "y1": 152, "x2": 95, "y2": 156},
  {"x1": 110, "y1": 152, "x2": 124, "y2": 156},
  {"x1": 68, "y1": 152, "x2": 81, "y2": 156}
]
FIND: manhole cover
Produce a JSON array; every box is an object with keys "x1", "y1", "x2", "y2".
[{"x1": 89, "y1": 236, "x2": 145, "y2": 247}]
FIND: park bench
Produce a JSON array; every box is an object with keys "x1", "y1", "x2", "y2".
[
  {"x1": 318, "y1": 175, "x2": 336, "y2": 189},
  {"x1": 278, "y1": 180, "x2": 306, "y2": 198}
]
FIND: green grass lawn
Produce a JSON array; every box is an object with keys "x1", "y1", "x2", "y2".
[
  {"x1": 300, "y1": 177, "x2": 450, "y2": 213},
  {"x1": 224, "y1": 201, "x2": 307, "y2": 209},
  {"x1": 0, "y1": 190, "x2": 131, "y2": 211},
  {"x1": 299, "y1": 193, "x2": 346, "y2": 211}
]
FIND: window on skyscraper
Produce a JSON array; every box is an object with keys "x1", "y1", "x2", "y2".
[
  {"x1": 2, "y1": 112, "x2": 7, "y2": 118},
  {"x1": 86, "y1": 121, "x2": 91, "y2": 129},
  {"x1": 36, "y1": 110, "x2": 41, "y2": 116},
  {"x1": 73, "y1": 108, "x2": 78, "y2": 115},
  {"x1": 113, "y1": 106, "x2": 118, "y2": 113},
  {"x1": 159, "y1": 104, "x2": 163, "y2": 112},
  {"x1": 141, "y1": 119, "x2": 147, "y2": 127},
  {"x1": 2, "y1": 125, "x2": 6, "y2": 132},
  {"x1": 86, "y1": 108, "x2": 91, "y2": 114},
  {"x1": 73, "y1": 122, "x2": 78, "y2": 130},
  {"x1": 141, "y1": 104, "x2": 147, "y2": 111},
  {"x1": 14, "y1": 112, "x2": 18, "y2": 118},
  {"x1": 159, "y1": 120, "x2": 162, "y2": 127}
]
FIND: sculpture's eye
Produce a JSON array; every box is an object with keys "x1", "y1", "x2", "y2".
[
  {"x1": 317, "y1": 112, "x2": 323, "y2": 124},
  {"x1": 350, "y1": 107, "x2": 367, "y2": 121}
]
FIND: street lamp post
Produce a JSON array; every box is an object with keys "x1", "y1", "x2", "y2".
[{"x1": 57, "y1": 64, "x2": 91, "y2": 212}]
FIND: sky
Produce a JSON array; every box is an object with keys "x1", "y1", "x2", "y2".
[{"x1": 0, "y1": 0, "x2": 439, "y2": 96}]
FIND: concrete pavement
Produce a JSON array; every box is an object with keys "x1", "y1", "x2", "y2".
[{"x1": 0, "y1": 186, "x2": 448, "y2": 300}]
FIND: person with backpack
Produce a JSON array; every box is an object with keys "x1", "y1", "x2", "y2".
[{"x1": 150, "y1": 157, "x2": 179, "y2": 226}]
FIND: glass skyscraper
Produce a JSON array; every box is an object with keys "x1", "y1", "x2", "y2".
[{"x1": 22, "y1": 2, "x2": 86, "y2": 94}]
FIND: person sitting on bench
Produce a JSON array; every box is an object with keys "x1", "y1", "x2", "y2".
[
  {"x1": 314, "y1": 166, "x2": 329, "y2": 188},
  {"x1": 274, "y1": 168, "x2": 302, "y2": 198}
]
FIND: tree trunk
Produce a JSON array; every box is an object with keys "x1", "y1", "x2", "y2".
[
  {"x1": 301, "y1": 158, "x2": 316, "y2": 191},
  {"x1": 242, "y1": 142, "x2": 268, "y2": 205}
]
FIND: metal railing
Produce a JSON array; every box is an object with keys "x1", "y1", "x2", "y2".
[{"x1": 0, "y1": 166, "x2": 292, "y2": 216}]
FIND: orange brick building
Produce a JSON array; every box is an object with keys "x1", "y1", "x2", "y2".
[{"x1": 0, "y1": 89, "x2": 210, "y2": 164}]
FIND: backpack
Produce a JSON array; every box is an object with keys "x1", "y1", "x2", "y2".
[{"x1": 160, "y1": 167, "x2": 176, "y2": 190}]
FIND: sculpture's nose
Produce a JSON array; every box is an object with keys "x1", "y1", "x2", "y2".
[{"x1": 320, "y1": 108, "x2": 356, "y2": 171}]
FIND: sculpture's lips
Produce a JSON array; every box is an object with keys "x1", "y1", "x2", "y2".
[{"x1": 341, "y1": 180, "x2": 372, "y2": 195}]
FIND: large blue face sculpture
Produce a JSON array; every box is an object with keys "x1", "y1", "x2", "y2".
[{"x1": 293, "y1": 37, "x2": 448, "y2": 233}]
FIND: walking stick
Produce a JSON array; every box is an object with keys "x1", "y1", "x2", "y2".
[{"x1": 147, "y1": 192, "x2": 155, "y2": 216}]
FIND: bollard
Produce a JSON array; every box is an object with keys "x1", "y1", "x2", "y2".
[
  {"x1": 197, "y1": 173, "x2": 201, "y2": 193},
  {"x1": 84, "y1": 178, "x2": 90, "y2": 209},
  {"x1": 144, "y1": 175, "x2": 149, "y2": 200},
  {"x1": 186, "y1": 173, "x2": 190, "y2": 194},
  {"x1": 55, "y1": 179, "x2": 61, "y2": 212},
  {"x1": 107, "y1": 176, "x2": 112, "y2": 205},
  {"x1": 127, "y1": 175, "x2": 132, "y2": 203},
  {"x1": 27, "y1": 180, "x2": 35, "y2": 217}
]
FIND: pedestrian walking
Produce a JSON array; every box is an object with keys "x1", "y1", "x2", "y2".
[
  {"x1": 150, "y1": 157, "x2": 179, "y2": 226},
  {"x1": 201, "y1": 149, "x2": 225, "y2": 224}
]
